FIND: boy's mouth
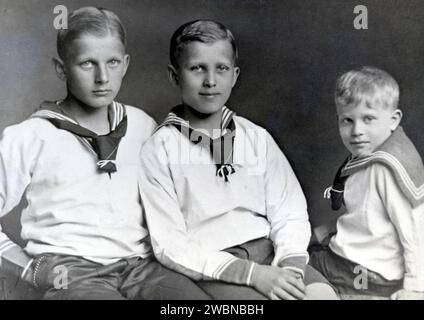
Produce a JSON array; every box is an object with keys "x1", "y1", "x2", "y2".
[
  {"x1": 350, "y1": 141, "x2": 370, "y2": 147},
  {"x1": 199, "y1": 92, "x2": 220, "y2": 98},
  {"x1": 92, "y1": 90, "x2": 112, "y2": 97}
]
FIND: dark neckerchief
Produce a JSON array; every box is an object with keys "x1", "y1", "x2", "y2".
[
  {"x1": 325, "y1": 126, "x2": 424, "y2": 210},
  {"x1": 31, "y1": 101, "x2": 127, "y2": 174},
  {"x1": 324, "y1": 156, "x2": 350, "y2": 210},
  {"x1": 156, "y1": 105, "x2": 236, "y2": 182}
]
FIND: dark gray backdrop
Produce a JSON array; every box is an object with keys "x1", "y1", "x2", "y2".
[{"x1": 1, "y1": 0, "x2": 423, "y2": 244}]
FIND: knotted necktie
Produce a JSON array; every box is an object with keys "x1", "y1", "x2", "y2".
[
  {"x1": 188, "y1": 119, "x2": 235, "y2": 182},
  {"x1": 157, "y1": 105, "x2": 236, "y2": 182},
  {"x1": 324, "y1": 157, "x2": 350, "y2": 210},
  {"x1": 32, "y1": 102, "x2": 127, "y2": 174},
  {"x1": 47, "y1": 117, "x2": 127, "y2": 173}
]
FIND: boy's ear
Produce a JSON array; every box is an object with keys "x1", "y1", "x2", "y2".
[
  {"x1": 390, "y1": 109, "x2": 403, "y2": 131},
  {"x1": 122, "y1": 54, "x2": 130, "y2": 77},
  {"x1": 231, "y1": 66, "x2": 241, "y2": 88},
  {"x1": 167, "y1": 64, "x2": 179, "y2": 86},
  {"x1": 53, "y1": 57, "x2": 66, "y2": 81}
]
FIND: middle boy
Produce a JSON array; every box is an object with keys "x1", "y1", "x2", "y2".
[{"x1": 139, "y1": 20, "x2": 337, "y2": 300}]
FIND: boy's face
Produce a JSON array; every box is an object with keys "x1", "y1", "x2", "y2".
[
  {"x1": 337, "y1": 98, "x2": 402, "y2": 158},
  {"x1": 169, "y1": 40, "x2": 240, "y2": 115},
  {"x1": 56, "y1": 34, "x2": 129, "y2": 109}
]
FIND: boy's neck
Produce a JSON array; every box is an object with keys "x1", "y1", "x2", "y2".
[
  {"x1": 182, "y1": 104, "x2": 223, "y2": 138},
  {"x1": 59, "y1": 95, "x2": 110, "y2": 135}
]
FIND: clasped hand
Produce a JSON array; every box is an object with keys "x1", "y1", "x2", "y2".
[{"x1": 251, "y1": 264, "x2": 306, "y2": 300}]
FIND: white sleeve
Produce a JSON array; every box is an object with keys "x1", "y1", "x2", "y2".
[
  {"x1": 264, "y1": 133, "x2": 311, "y2": 274},
  {"x1": 139, "y1": 134, "x2": 255, "y2": 285},
  {"x1": 0, "y1": 124, "x2": 41, "y2": 266},
  {"x1": 375, "y1": 164, "x2": 424, "y2": 291}
]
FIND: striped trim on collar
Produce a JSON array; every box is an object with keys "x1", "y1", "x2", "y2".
[
  {"x1": 31, "y1": 101, "x2": 125, "y2": 132},
  {"x1": 110, "y1": 101, "x2": 126, "y2": 130},
  {"x1": 156, "y1": 106, "x2": 235, "y2": 134},
  {"x1": 32, "y1": 108, "x2": 78, "y2": 124},
  {"x1": 31, "y1": 101, "x2": 127, "y2": 174},
  {"x1": 327, "y1": 127, "x2": 424, "y2": 209},
  {"x1": 156, "y1": 105, "x2": 237, "y2": 182},
  {"x1": 342, "y1": 151, "x2": 424, "y2": 207}
]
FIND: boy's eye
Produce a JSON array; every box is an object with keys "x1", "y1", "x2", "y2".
[
  {"x1": 217, "y1": 65, "x2": 230, "y2": 72},
  {"x1": 340, "y1": 118, "x2": 352, "y2": 124},
  {"x1": 108, "y1": 59, "x2": 120, "y2": 67},
  {"x1": 80, "y1": 61, "x2": 93, "y2": 69},
  {"x1": 364, "y1": 116, "x2": 375, "y2": 123},
  {"x1": 190, "y1": 65, "x2": 203, "y2": 72}
]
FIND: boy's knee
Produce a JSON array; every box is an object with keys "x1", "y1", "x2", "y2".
[{"x1": 304, "y1": 283, "x2": 339, "y2": 300}]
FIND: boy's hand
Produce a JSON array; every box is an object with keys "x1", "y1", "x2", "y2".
[
  {"x1": 390, "y1": 289, "x2": 424, "y2": 300},
  {"x1": 251, "y1": 264, "x2": 306, "y2": 300}
]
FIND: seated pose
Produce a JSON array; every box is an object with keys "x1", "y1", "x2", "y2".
[
  {"x1": 0, "y1": 7, "x2": 210, "y2": 300},
  {"x1": 310, "y1": 66, "x2": 424, "y2": 300},
  {"x1": 139, "y1": 19, "x2": 337, "y2": 300}
]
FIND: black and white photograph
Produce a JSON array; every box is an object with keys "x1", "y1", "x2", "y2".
[{"x1": 0, "y1": 0, "x2": 423, "y2": 304}]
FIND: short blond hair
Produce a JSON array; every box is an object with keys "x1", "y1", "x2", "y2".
[
  {"x1": 57, "y1": 7, "x2": 126, "y2": 60},
  {"x1": 169, "y1": 20, "x2": 238, "y2": 68},
  {"x1": 335, "y1": 66, "x2": 399, "y2": 110}
]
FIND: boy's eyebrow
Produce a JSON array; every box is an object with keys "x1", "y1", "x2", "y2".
[
  {"x1": 184, "y1": 58, "x2": 234, "y2": 65},
  {"x1": 73, "y1": 54, "x2": 124, "y2": 61}
]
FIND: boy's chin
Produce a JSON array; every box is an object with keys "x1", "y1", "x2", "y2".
[
  {"x1": 78, "y1": 97, "x2": 115, "y2": 109},
  {"x1": 185, "y1": 104, "x2": 223, "y2": 117}
]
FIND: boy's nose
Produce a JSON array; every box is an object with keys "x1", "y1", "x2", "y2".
[
  {"x1": 203, "y1": 72, "x2": 216, "y2": 88},
  {"x1": 95, "y1": 65, "x2": 109, "y2": 84},
  {"x1": 351, "y1": 122, "x2": 364, "y2": 136}
]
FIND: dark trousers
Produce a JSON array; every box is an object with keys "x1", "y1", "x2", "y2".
[
  {"x1": 309, "y1": 245, "x2": 402, "y2": 297},
  {"x1": 197, "y1": 238, "x2": 330, "y2": 300},
  {"x1": 32, "y1": 253, "x2": 211, "y2": 300}
]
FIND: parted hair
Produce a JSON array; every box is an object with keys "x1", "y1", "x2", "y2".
[
  {"x1": 57, "y1": 6, "x2": 127, "y2": 60},
  {"x1": 169, "y1": 19, "x2": 238, "y2": 68}
]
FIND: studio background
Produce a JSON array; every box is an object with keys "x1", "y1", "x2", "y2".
[{"x1": 1, "y1": 0, "x2": 423, "y2": 245}]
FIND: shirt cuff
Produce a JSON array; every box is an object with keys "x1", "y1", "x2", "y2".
[
  {"x1": 278, "y1": 254, "x2": 308, "y2": 277},
  {"x1": 20, "y1": 258, "x2": 34, "y2": 279},
  {"x1": 0, "y1": 241, "x2": 18, "y2": 265},
  {"x1": 217, "y1": 258, "x2": 256, "y2": 286}
]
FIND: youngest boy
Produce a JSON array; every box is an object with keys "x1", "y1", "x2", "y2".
[
  {"x1": 139, "y1": 20, "x2": 337, "y2": 300},
  {"x1": 310, "y1": 66, "x2": 424, "y2": 299}
]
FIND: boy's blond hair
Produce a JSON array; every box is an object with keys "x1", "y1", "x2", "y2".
[
  {"x1": 169, "y1": 19, "x2": 238, "y2": 68},
  {"x1": 57, "y1": 6, "x2": 127, "y2": 60},
  {"x1": 335, "y1": 66, "x2": 399, "y2": 110}
]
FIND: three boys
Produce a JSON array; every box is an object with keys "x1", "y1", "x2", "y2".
[{"x1": 1, "y1": 9, "x2": 422, "y2": 300}]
